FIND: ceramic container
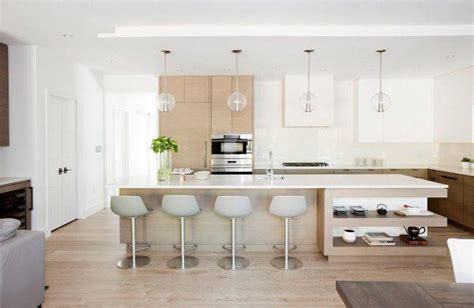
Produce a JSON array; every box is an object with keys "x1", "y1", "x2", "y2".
[
  {"x1": 461, "y1": 162, "x2": 470, "y2": 170},
  {"x1": 342, "y1": 229, "x2": 356, "y2": 244}
]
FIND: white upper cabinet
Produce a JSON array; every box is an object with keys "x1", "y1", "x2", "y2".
[
  {"x1": 356, "y1": 78, "x2": 434, "y2": 143},
  {"x1": 283, "y1": 75, "x2": 334, "y2": 127},
  {"x1": 434, "y1": 67, "x2": 473, "y2": 143}
]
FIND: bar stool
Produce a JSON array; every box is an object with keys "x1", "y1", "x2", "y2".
[
  {"x1": 110, "y1": 196, "x2": 150, "y2": 269},
  {"x1": 269, "y1": 195, "x2": 307, "y2": 270},
  {"x1": 161, "y1": 195, "x2": 201, "y2": 270},
  {"x1": 214, "y1": 196, "x2": 252, "y2": 270}
]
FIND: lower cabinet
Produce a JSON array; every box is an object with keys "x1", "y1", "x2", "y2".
[
  {"x1": 463, "y1": 176, "x2": 474, "y2": 228},
  {"x1": 383, "y1": 168, "x2": 426, "y2": 179}
]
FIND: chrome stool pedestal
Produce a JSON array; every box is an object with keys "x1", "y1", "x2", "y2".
[
  {"x1": 270, "y1": 218, "x2": 302, "y2": 270},
  {"x1": 217, "y1": 218, "x2": 249, "y2": 270},
  {"x1": 166, "y1": 217, "x2": 199, "y2": 270}
]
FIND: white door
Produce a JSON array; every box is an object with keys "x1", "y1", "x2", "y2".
[{"x1": 47, "y1": 95, "x2": 77, "y2": 231}]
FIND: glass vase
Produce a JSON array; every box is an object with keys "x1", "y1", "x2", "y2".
[{"x1": 157, "y1": 150, "x2": 172, "y2": 181}]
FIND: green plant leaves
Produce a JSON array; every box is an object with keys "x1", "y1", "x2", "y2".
[{"x1": 151, "y1": 136, "x2": 178, "y2": 153}]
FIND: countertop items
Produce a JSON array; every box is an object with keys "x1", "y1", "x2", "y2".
[{"x1": 113, "y1": 174, "x2": 448, "y2": 190}]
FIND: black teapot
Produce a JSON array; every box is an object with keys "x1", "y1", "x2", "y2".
[
  {"x1": 404, "y1": 226, "x2": 426, "y2": 239},
  {"x1": 376, "y1": 204, "x2": 388, "y2": 216}
]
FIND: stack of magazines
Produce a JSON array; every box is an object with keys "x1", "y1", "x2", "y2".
[
  {"x1": 362, "y1": 232, "x2": 395, "y2": 246},
  {"x1": 333, "y1": 206, "x2": 348, "y2": 217},
  {"x1": 350, "y1": 206, "x2": 368, "y2": 217}
]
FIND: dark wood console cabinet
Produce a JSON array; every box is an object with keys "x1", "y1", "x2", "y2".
[{"x1": 0, "y1": 180, "x2": 33, "y2": 230}]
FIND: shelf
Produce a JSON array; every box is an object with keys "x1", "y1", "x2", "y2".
[
  {"x1": 330, "y1": 237, "x2": 447, "y2": 256},
  {"x1": 332, "y1": 211, "x2": 447, "y2": 227}
]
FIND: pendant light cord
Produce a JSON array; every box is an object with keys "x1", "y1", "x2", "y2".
[
  {"x1": 307, "y1": 51, "x2": 311, "y2": 95},
  {"x1": 164, "y1": 52, "x2": 168, "y2": 93},
  {"x1": 379, "y1": 51, "x2": 382, "y2": 94},
  {"x1": 235, "y1": 52, "x2": 239, "y2": 92}
]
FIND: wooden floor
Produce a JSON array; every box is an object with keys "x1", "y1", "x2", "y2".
[{"x1": 44, "y1": 209, "x2": 474, "y2": 307}]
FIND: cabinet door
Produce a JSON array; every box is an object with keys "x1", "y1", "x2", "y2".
[
  {"x1": 160, "y1": 76, "x2": 185, "y2": 103},
  {"x1": 464, "y1": 176, "x2": 474, "y2": 228},
  {"x1": 185, "y1": 76, "x2": 210, "y2": 103},
  {"x1": 160, "y1": 103, "x2": 210, "y2": 169},
  {"x1": 0, "y1": 43, "x2": 8, "y2": 146},
  {"x1": 231, "y1": 76, "x2": 253, "y2": 134},
  {"x1": 211, "y1": 76, "x2": 232, "y2": 134}
]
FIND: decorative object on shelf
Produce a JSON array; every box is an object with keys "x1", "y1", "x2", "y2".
[
  {"x1": 342, "y1": 229, "x2": 356, "y2": 244},
  {"x1": 350, "y1": 206, "x2": 368, "y2": 217},
  {"x1": 151, "y1": 136, "x2": 178, "y2": 181},
  {"x1": 404, "y1": 204, "x2": 421, "y2": 215},
  {"x1": 399, "y1": 234, "x2": 428, "y2": 245},
  {"x1": 193, "y1": 170, "x2": 210, "y2": 180},
  {"x1": 461, "y1": 157, "x2": 471, "y2": 170},
  {"x1": 395, "y1": 209, "x2": 433, "y2": 216},
  {"x1": 376, "y1": 204, "x2": 388, "y2": 216},
  {"x1": 362, "y1": 232, "x2": 395, "y2": 246},
  {"x1": 227, "y1": 49, "x2": 247, "y2": 112},
  {"x1": 157, "y1": 50, "x2": 176, "y2": 112},
  {"x1": 404, "y1": 226, "x2": 426, "y2": 240},
  {"x1": 371, "y1": 49, "x2": 391, "y2": 113},
  {"x1": 300, "y1": 49, "x2": 316, "y2": 113},
  {"x1": 333, "y1": 206, "x2": 348, "y2": 217}
]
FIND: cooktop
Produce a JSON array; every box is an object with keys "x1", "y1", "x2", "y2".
[{"x1": 282, "y1": 162, "x2": 329, "y2": 167}]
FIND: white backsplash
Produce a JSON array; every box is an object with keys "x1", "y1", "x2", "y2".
[
  {"x1": 438, "y1": 142, "x2": 474, "y2": 166},
  {"x1": 254, "y1": 79, "x2": 439, "y2": 168}
]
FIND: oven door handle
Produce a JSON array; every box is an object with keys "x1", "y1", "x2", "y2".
[{"x1": 204, "y1": 141, "x2": 208, "y2": 169}]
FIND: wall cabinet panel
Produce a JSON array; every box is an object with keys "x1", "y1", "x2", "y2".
[
  {"x1": 231, "y1": 76, "x2": 253, "y2": 134},
  {"x1": 159, "y1": 76, "x2": 185, "y2": 103},
  {"x1": 211, "y1": 76, "x2": 232, "y2": 134},
  {"x1": 185, "y1": 76, "x2": 210, "y2": 103}
]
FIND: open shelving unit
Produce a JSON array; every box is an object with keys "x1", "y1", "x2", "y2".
[{"x1": 317, "y1": 188, "x2": 448, "y2": 261}]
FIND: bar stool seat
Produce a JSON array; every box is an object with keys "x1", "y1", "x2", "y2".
[
  {"x1": 214, "y1": 196, "x2": 252, "y2": 270},
  {"x1": 111, "y1": 196, "x2": 150, "y2": 269},
  {"x1": 161, "y1": 195, "x2": 201, "y2": 270},
  {"x1": 269, "y1": 195, "x2": 307, "y2": 270}
]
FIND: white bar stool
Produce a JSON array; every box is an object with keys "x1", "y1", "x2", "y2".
[
  {"x1": 161, "y1": 195, "x2": 201, "y2": 270},
  {"x1": 214, "y1": 196, "x2": 252, "y2": 270},
  {"x1": 269, "y1": 195, "x2": 307, "y2": 270},
  {"x1": 111, "y1": 196, "x2": 150, "y2": 269}
]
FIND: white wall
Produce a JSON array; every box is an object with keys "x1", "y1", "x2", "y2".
[
  {"x1": 434, "y1": 66, "x2": 473, "y2": 143},
  {"x1": 254, "y1": 79, "x2": 438, "y2": 168}
]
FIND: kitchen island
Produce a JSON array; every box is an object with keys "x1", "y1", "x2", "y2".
[{"x1": 115, "y1": 174, "x2": 448, "y2": 261}]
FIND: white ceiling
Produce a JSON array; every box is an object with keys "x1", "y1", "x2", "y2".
[{"x1": 0, "y1": 0, "x2": 472, "y2": 79}]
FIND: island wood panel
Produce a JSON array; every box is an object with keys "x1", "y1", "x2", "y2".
[
  {"x1": 159, "y1": 76, "x2": 185, "y2": 102},
  {"x1": 0, "y1": 43, "x2": 8, "y2": 146},
  {"x1": 159, "y1": 103, "x2": 210, "y2": 169},
  {"x1": 184, "y1": 76, "x2": 210, "y2": 103},
  {"x1": 231, "y1": 75, "x2": 253, "y2": 134},
  {"x1": 119, "y1": 188, "x2": 318, "y2": 251},
  {"x1": 211, "y1": 76, "x2": 232, "y2": 134}
]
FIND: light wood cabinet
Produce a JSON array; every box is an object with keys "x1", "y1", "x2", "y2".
[
  {"x1": 185, "y1": 76, "x2": 210, "y2": 103},
  {"x1": 231, "y1": 76, "x2": 254, "y2": 134},
  {"x1": 0, "y1": 43, "x2": 9, "y2": 146},
  {"x1": 159, "y1": 76, "x2": 185, "y2": 103},
  {"x1": 211, "y1": 76, "x2": 232, "y2": 134},
  {"x1": 159, "y1": 103, "x2": 210, "y2": 169}
]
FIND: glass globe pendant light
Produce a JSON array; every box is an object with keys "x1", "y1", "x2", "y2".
[
  {"x1": 371, "y1": 49, "x2": 391, "y2": 113},
  {"x1": 227, "y1": 49, "x2": 247, "y2": 112},
  {"x1": 299, "y1": 49, "x2": 316, "y2": 113},
  {"x1": 157, "y1": 50, "x2": 176, "y2": 112}
]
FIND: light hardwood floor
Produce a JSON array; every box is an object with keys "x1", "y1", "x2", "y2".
[{"x1": 44, "y1": 209, "x2": 473, "y2": 307}]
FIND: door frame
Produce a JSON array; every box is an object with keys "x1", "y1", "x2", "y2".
[{"x1": 44, "y1": 89, "x2": 79, "y2": 234}]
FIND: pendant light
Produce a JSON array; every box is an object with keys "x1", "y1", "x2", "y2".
[
  {"x1": 157, "y1": 50, "x2": 176, "y2": 112},
  {"x1": 371, "y1": 49, "x2": 391, "y2": 113},
  {"x1": 227, "y1": 49, "x2": 247, "y2": 112},
  {"x1": 299, "y1": 49, "x2": 316, "y2": 113}
]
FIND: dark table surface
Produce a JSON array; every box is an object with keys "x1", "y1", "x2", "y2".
[{"x1": 336, "y1": 281, "x2": 474, "y2": 308}]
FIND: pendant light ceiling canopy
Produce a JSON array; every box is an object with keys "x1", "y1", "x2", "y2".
[
  {"x1": 227, "y1": 49, "x2": 247, "y2": 112},
  {"x1": 299, "y1": 49, "x2": 316, "y2": 113},
  {"x1": 157, "y1": 49, "x2": 176, "y2": 113},
  {"x1": 371, "y1": 49, "x2": 391, "y2": 113}
]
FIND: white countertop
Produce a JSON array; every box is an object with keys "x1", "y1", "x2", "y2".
[
  {"x1": 0, "y1": 177, "x2": 31, "y2": 186},
  {"x1": 274, "y1": 164, "x2": 474, "y2": 177},
  {"x1": 114, "y1": 174, "x2": 448, "y2": 190}
]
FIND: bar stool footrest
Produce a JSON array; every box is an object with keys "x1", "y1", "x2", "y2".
[
  {"x1": 173, "y1": 243, "x2": 197, "y2": 252},
  {"x1": 222, "y1": 244, "x2": 246, "y2": 252},
  {"x1": 273, "y1": 244, "x2": 297, "y2": 251},
  {"x1": 127, "y1": 242, "x2": 151, "y2": 252}
]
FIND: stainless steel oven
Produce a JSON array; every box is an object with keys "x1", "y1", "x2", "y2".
[{"x1": 211, "y1": 134, "x2": 253, "y2": 174}]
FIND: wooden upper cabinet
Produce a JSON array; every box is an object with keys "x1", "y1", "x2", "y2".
[
  {"x1": 231, "y1": 75, "x2": 253, "y2": 134},
  {"x1": 185, "y1": 76, "x2": 210, "y2": 103},
  {"x1": 211, "y1": 76, "x2": 232, "y2": 134},
  {"x1": 159, "y1": 76, "x2": 185, "y2": 103},
  {"x1": 0, "y1": 43, "x2": 9, "y2": 146}
]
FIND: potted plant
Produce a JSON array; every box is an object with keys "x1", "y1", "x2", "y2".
[
  {"x1": 471, "y1": 159, "x2": 474, "y2": 170},
  {"x1": 151, "y1": 136, "x2": 178, "y2": 181},
  {"x1": 461, "y1": 157, "x2": 470, "y2": 170}
]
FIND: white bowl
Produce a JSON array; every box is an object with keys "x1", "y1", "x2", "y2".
[
  {"x1": 406, "y1": 207, "x2": 421, "y2": 214},
  {"x1": 193, "y1": 171, "x2": 210, "y2": 180}
]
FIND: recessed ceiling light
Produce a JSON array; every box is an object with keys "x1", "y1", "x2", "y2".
[
  {"x1": 446, "y1": 54, "x2": 456, "y2": 59},
  {"x1": 320, "y1": 68, "x2": 326, "y2": 72},
  {"x1": 175, "y1": 68, "x2": 183, "y2": 72},
  {"x1": 223, "y1": 68, "x2": 232, "y2": 72},
  {"x1": 61, "y1": 33, "x2": 73, "y2": 39}
]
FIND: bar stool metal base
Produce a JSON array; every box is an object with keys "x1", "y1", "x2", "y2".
[
  {"x1": 167, "y1": 256, "x2": 199, "y2": 269},
  {"x1": 117, "y1": 256, "x2": 151, "y2": 269},
  {"x1": 270, "y1": 256, "x2": 303, "y2": 270},
  {"x1": 217, "y1": 256, "x2": 249, "y2": 270}
]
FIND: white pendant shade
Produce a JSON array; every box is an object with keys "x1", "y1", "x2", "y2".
[
  {"x1": 158, "y1": 50, "x2": 176, "y2": 112},
  {"x1": 302, "y1": 49, "x2": 316, "y2": 113},
  {"x1": 372, "y1": 49, "x2": 391, "y2": 113},
  {"x1": 228, "y1": 49, "x2": 247, "y2": 112}
]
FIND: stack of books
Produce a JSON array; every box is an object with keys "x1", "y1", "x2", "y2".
[
  {"x1": 362, "y1": 232, "x2": 395, "y2": 246},
  {"x1": 350, "y1": 206, "x2": 368, "y2": 217},
  {"x1": 333, "y1": 206, "x2": 348, "y2": 217}
]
